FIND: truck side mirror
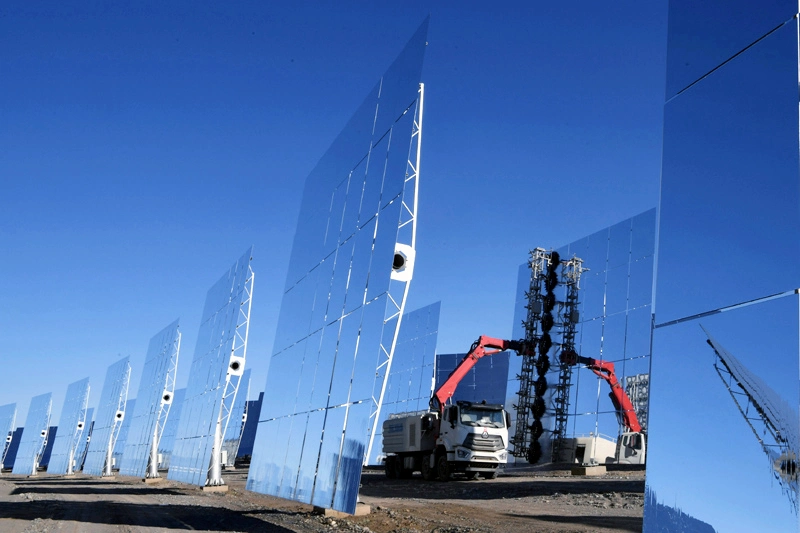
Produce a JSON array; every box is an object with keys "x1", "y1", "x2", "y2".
[{"x1": 505, "y1": 411, "x2": 511, "y2": 428}]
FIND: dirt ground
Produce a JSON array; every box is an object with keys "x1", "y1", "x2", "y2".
[{"x1": 0, "y1": 465, "x2": 644, "y2": 533}]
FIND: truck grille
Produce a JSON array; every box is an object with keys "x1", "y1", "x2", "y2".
[{"x1": 463, "y1": 433, "x2": 504, "y2": 452}]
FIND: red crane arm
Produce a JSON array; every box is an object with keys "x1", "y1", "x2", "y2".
[
  {"x1": 561, "y1": 350, "x2": 642, "y2": 434},
  {"x1": 430, "y1": 335, "x2": 525, "y2": 415}
]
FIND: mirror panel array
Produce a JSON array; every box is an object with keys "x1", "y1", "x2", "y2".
[
  {"x1": 46, "y1": 377, "x2": 90, "y2": 475},
  {"x1": 508, "y1": 209, "x2": 655, "y2": 462},
  {"x1": 11, "y1": 393, "x2": 52, "y2": 475},
  {"x1": 365, "y1": 302, "x2": 440, "y2": 465},
  {"x1": 437, "y1": 351, "x2": 509, "y2": 406},
  {"x1": 168, "y1": 249, "x2": 254, "y2": 486},
  {"x1": 156, "y1": 388, "x2": 185, "y2": 471},
  {"x1": 119, "y1": 320, "x2": 181, "y2": 477},
  {"x1": 247, "y1": 19, "x2": 428, "y2": 514},
  {"x1": 646, "y1": 5, "x2": 800, "y2": 530},
  {"x1": 83, "y1": 357, "x2": 131, "y2": 476},
  {"x1": 74, "y1": 407, "x2": 94, "y2": 472},
  {"x1": 222, "y1": 368, "x2": 251, "y2": 467},
  {"x1": 0, "y1": 403, "x2": 16, "y2": 466}
]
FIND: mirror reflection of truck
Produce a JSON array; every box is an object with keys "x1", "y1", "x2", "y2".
[
  {"x1": 559, "y1": 349, "x2": 646, "y2": 465},
  {"x1": 382, "y1": 336, "x2": 519, "y2": 480}
]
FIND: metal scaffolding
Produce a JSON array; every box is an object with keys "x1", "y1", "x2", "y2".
[{"x1": 511, "y1": 249, "x2": 585, "y2": 463}]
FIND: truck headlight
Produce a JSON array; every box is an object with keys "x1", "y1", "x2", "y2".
[
  {"x1": 499, "y1": 452, "x2": 508, "y2": 461},
  {"x1": 457, "y1": 449, "x2": 470, "y2": 459}
]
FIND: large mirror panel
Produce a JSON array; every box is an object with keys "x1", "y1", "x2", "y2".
[
  {"x1": 645, "y1": 294, "x2": 799, "y2": 531},
  {"x1": 657, "y1": 21, "x2": 800, "y2": 324},
  {"x1": 665, "y1": 0, "x2": 795, "y2": 98}
]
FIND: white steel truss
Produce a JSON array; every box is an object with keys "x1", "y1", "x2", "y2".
[
  {"x1": 364, "y1": 83, "x2": 424, "y2": 464},
  {"x1": 105, "y1": 365, "x2": 131, "y2": 476},
  {"x1": 208, "y1": 265, "x2": 254, "y2": 486},
  {"x1": 147, "y1": 330, "x2": 181, "y2": 478}
]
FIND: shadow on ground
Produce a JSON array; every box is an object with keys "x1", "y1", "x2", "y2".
[
  {"x1": 509, "y1": 513, "x2": 643, "y2": 533},
  {"x1": 0, "y1": 499, "x2": 297, "y2": 532},
  {"x1": 359, "y1": 471, "x2": 645, "y2": 501},
  {"x1": 11, "y1": 485, "x2": 185, "y2": 496}
]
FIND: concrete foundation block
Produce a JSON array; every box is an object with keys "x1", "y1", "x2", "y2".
[
  {"x1": 313, "y1": 502, "x2": 371, "y2": 517},
  {"x1": 571, "y1": 465, "x2": 607, "y2": 476},
  {"x1": 201, "y1": 484, "x2": 229, "y2": 493}
]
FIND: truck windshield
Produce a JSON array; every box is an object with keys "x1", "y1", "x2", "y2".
[{"x1": 459, "y1": 407, "x2": 505, "y2": 428}]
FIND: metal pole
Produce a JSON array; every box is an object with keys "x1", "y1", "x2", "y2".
[
  {"x1": 67, "y1": 448, "x2": 74, "y2": 476},
  {"x1": 104, "y1": 431, "x2": 114, "y2": 476},
  {"x1": 209, "y1": 415, "x2": 223, "y2": 485},
  {"x1": 148, "y1": 423, "x2": 159, "y2": 478}
]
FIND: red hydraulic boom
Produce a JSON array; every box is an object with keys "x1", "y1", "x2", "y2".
[
  {"x1": 430, "y1": 335, "x2": 528, "y2": 415},
  {"x1": 560, "y1": 350, "x2": 642, "y2": 434}
]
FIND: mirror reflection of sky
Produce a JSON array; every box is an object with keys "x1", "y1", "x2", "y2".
[
  {"x1": 646, "y1": 2, "x2": 800, "y2": 531},
  {"x1": 647, "y1": 296, "x2": 798, "y2": 532},
  {"x1": 0, "y1": 2, "x2": 667, "y2": 426}
]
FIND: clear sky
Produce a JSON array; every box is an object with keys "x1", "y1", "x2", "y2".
[{"x1": 0, "y1": 2, "x2": 667, "y2": 424}]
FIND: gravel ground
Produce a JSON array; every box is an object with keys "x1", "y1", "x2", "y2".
[{"x1": 0, "y1": 465, "x2": 644, "y2": 532}]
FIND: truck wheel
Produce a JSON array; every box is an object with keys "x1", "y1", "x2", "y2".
[
  {"x1": 385, "y1": 456, "x2": 397, "y2": 479},
  {"x1": 392, "y1": 456, "x2": 405, "y2": 479},
  {"x1": 436, "y1": 455, "x2": 451, "y2": 481},
  {"x1": 421, "y1": 454, "x2": 437, "y2": 481}
]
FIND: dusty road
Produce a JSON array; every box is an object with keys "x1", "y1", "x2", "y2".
[{"x1": 0, "y1": 465, "x2": 644, "y2": 532}]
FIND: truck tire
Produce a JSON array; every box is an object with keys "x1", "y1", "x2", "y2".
[
  {"x1": 421, "y1": 454, "x2": 437, "y2": 480},
  {"x1": 385, "y1": 456, "x2": 397, "y2": 479},
  {"x1": 436, "y1": 454, "x2": 451, "y2": 481},
  {"x1": 393, "y1": 456, "x2": 405, "y2": 479}
]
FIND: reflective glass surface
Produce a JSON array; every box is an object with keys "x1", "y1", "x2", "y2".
[
  {"x1": 437, "y1": 351, "x2": 509, "y2": 406},
  {"x1": 646, "y1": 295, "x2": 798, "y2": 531},
  {"x1": 119, "y1": 320, "x2": 181, "y2": 477},
  {"x1": 74, "y1": 407, "x2": 94, "y2": 471},
  {"x1": 83, "y1": 356, "x2": 131, "y2": 476},
  {"x1": 46, "y1": 377, "x2": 90, "y2": 475},
  {"x1": 0, "y1": 403, "x2": 16, "y2": 464},
  {"x1": 38, "y1": 426, "x2": 57, "y2": 467},
  {"x1": 248, "y1": 19, "x2": 428, "y2": 513},
  {"x1": 111, "y1": 399, "x2": 136, "y2": 470},
  {"x1": 11, "y1": 392, "x2": 52, "y2": 475},
  {"x1": 168, "y1": 249, "x2": 254, "y2": 486},
  {"x1": 657, "y1": 21, "x2": 800, "y2": 325},
  {"x1": 365, "y1": 302, "x2": 440, "y2": 465},
  {"x1": 647, "y1": 8, "x2": 800, "y2": 530},
  {"x1": 508, "y1": 209, "x2": 656, "y2": 460},
  {"x1": 157, "y1": 388, "x2": 185, "y2": 470},
  {"x1": 222, "y1": 368, "x2": 250, "y2": 466},
  {"x1": 665, "y1": 0, "x2": 795, "y2": 98},
  {"x1": 3, "y1": 428, "x2": 23, "y2": 469}
]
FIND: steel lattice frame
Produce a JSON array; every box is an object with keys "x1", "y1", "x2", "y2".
[
  {"x1": 106, "y1": 366, "x2": 131, "y2": 476},
  {"x1": 510, "y1": 248, "x2": 547, "y2": 458},
  {"x1": 209, "y1": 262, "x2": 254, "y2": 485},
  {"x1": 624, "y1": 373, "x2": 650, "y2": 434},
  {"x1": 150, "y1": 329, "x2": 181, "y2": 477},
  {"x1": 364, "y1": 83, "x2": 424, "y2": 464},
  {"x1": 706, "y1": 334, "x2": 798, "y2": 513},
  {"x1": 550, "y1": 255, "x2": 584, "y2": 463}
]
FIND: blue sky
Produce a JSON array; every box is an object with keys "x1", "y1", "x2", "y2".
[{"x1": 0, "y1": 2, "x2": 667, "y2": 423}]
